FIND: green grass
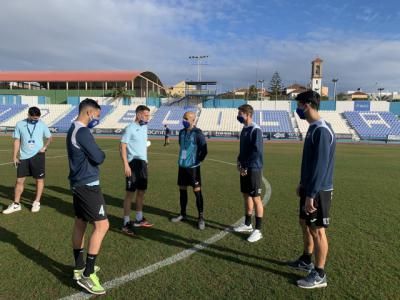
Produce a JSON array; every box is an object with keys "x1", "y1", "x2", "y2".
[{"x1": 0, "y1": 136, "x2": 399, "y2": 299}]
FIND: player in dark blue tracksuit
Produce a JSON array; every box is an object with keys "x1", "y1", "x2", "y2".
[
  {"x1": 66, "y1": 98, "x2": 108, "y2": 295},
  {"x1": 233, "y1": 104, "x2": 265, "y2": 243},
  {"x1": 171, "y1": 111, "x2": 208, "y2": 230},
  {"x1": 289, "y1": 90, "x2": 336, "y2": 290}
]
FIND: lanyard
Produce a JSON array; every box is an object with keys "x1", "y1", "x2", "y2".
[{"x1": 26, "y1": 120, "x2": 37, "y2": 140}]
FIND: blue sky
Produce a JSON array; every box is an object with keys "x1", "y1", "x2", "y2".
[{"x1": 0, "y1": 0, "x2": 400, "y2": 95}]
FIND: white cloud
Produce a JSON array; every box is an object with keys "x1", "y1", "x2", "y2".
[{"x1": 0, "y1": 0, "x2": 399, "y2": 94}]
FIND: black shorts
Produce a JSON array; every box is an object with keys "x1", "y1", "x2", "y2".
[
  {"x1": 73, "y1": 185, "x2": 107, "y2": 222},
  {"x1": 240, "y1": 169, "x2": 262, "y2": 197},
  {"x1": 17, "y1": 152, "x2": 45, "y2": 179},
  {"x1": 126, "y1": 159, "x2": 148, "y2": 192},
  {"x1": 299, "y1": 187, "x2": 332, "y2": 228},
  {"x1": 177, "y1": 166, "x2": 201, "y2": 188}
]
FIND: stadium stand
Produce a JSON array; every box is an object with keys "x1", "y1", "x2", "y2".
[
  {"x1": 97, "y1": 105, "x2": 157, "y2": 129},
  {"x1": 148, "y1": 106, "x2": 199, "y2": 130},
  {"x1": 0, "y1": 104, "x2": 73, "y2": 127},
  {"x1": 343, "y1": 111, "x2": 400, "y2": 140},
  {"x1": 0, "y1": 104, "x2": 28, "y2": 124},
  {"x1": 196, "y1": 109, "x2": 242, "y2": 132},
  {"x1": 51, "y1": 105, "x2": 113, "y2": 132},
  {"x1": 294, "y1": 111, "x2": 353, "y2": 137},
  {"x1": 252, "y1": 110, "x2": 294, "y2": 133}
]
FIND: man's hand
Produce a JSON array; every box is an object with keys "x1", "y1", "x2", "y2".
[
  {"x1": 124, "y1": 163, "x2": 132, "y2": 177},
  {"x1": 39, "y1": 147, "x2": 47, "y2": 153},
  {"x1": 13, "y1": 157, "x2": 20, "y2": 168},
  {"x1": 240, "y1": 167, "x2": 248, "y2": 177},
  {"x1": 305, "y1": 197, "x2": 317, "y2": 214}
]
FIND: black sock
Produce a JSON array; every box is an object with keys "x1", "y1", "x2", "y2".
[
  {"x1": 255, "y1": 216, "x2": 262, "y2": 230},
  {"x1": 300, "y1": 252, "x2": 312, "y2": 265},
  {"x1": 194, "y1": 191, "x2": 204, "y2": 218},
  {"x1": 315, "y1": 267, "x2": 325, "y2": 277},
  {"x1": 73, "y1": 248, "x2": 85, "y2": 269},
  {"x1": 179, "y1": 189, "x2": 188, "y2": 217},
  {"x1": 245, "y1": 214, "x2": 252, "y2": 226},
  {"x1": 83, "y1": 254, "x2": 97, "y2": 277}
]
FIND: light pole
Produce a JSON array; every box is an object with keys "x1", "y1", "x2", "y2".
[
  {"x1": 258, "y1": 80, "x2": 264, "y2": 100},
  {"x1": 377, "y1": 87, "x2": 384, "y2": 101},
  {"x1": 189, "y1": 55, "x2": 208, "y2": 81},
  {"x1": 332, "y1": 78, "x2": 338, "y2": 101}
]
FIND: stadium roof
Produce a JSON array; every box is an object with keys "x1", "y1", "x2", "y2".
[{"x1": 0, "y1": 71, "x2": 145, "y2": 82}]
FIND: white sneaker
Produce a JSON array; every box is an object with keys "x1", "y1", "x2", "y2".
[
  {"x1": 233, "y1": 223, "x2": 253, "y2": 233},
  {"x1": 247, "y1": 229, "x2": 263, "y2": 243},
  {"x1": 31, "y1": 201, "x2": 41, "y2": 213},
  {"x1": 3, "y1": 203, "x2": 22, "y2": 214},
  {"x1": 171, "y1": 215, "x2": 186, "y2": 223}
]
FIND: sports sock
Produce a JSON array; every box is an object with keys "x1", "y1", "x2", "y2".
[
  {"x1": 194, "y1": 191, "x2": 204, "y2": 217},
  {"x1": 180, "y1": 189, "x2": 188, "y2": 217},
  {"x1": 255, "y1": 216, "x2": 262, "y2": 230},
  {"x1": 136, "y1": 211, "x2": 143, "y2": 222},
  {"x1": 73, "y1": 248, "x2": 85, "y2": 269},
  {"x1": 123, "y1": 215, "x2": 130, "y2": 226},
  {"x1": 245, "y1": 214, "x2": 252, "y2": 226},
  {"x1": 300, "y1": 252, "x2": 312, "y2": 265},
  {"x1": 315, "y1": 267, "x2": 325, "y2": 277},
  {"x1": 83, "y1": 254, "x2": 97, "y2": 277}
]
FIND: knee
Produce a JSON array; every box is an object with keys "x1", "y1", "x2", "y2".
[
  {"x1": 193, "y1": 187, "x2": 201, "y2": 192},
  {"x1": 95, "y1": 219, "x2": 109, "y2": 233},
  {"x1": 310, "y1": 227, "x2": 325, "y2": 240}
]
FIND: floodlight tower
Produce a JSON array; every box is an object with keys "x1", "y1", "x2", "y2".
[{"x1": 189, "y1": 55, "x2": 208, "y2": 81}]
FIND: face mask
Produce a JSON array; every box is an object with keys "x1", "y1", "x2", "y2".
[
  {"x1": 139, "y1": 120, "x2": 148, "y2": 126},
  {"x1": 237, "y1": 115, "x2": 245, "y2": 124},
  {"x1": 88, "y1": 115, "x2": 100, "y2": 128},
  {"x1": 28, "y1": 119, "x2": 39, "y2": 125},
  {"x1": 296, "y1": 107, "x2": 307, "y2": 120},
  {"x1": 182, "y1": 120, "x2": 191, "y2": 129}
]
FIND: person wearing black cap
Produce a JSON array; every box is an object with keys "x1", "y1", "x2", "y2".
[{"x1": 288, "y1": 90, "x2": 336, "y2": 289}]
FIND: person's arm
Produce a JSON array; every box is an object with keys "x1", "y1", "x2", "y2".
[
  {"x1": 13, "y1": 139, "x2": 20, "y2": 166},
  {"x1": 40, "y1": 126, "x2": 52, "y2": 152},
  {"x1": 76, "y1": 128, "x2": 105, "y2": 165},
  {"x1": 197, "y1": 131, "x2": 208, "y2": 162},
  {"x1": 304, "y1": 128, "x2": 332, "y2": 214},
  {"x1": 120, "y1": 142, "x2": 131, "y2": 177}
]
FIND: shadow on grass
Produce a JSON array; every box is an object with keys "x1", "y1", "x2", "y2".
[
  {"x1": 1, "y1": 184, "x2": 298, "y2": 283},
  {"x1": 0, "y1": 226, "x2": 75, "y2": 288}
]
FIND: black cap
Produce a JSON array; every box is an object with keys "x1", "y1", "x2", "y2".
[{"x1": 295, "y1": 90, "x2": 320, "y2": 109}]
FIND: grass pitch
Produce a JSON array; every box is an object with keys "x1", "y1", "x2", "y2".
[{"x1": 0, "y1": 136, "x2": 399, "y2": 299}]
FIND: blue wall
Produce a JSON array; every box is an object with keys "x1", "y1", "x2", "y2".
[
  {"x1": 67, "y1": 96, "x2": 80, "y2": 105},
  {"x1": 390, "y1": 102, "x2": 400, "y2": 116},
  {"x1": 146, "y1": 97, "x2": 161, "y2": 107},
  {"x1": 0, "y1": 95, "x2": 22, "y2": 105},
  {"x1": 203, "y1": 99, "x2": 246, "y2": 108}
]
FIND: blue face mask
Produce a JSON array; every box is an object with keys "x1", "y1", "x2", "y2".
[
  {"x1": 296, "y1": 107, "x2": 307, "y2": 120},
  {"x1": 139, "y1": 120, "x2": 148, "y2": 126},
  {"x1": 28, "y1": 119, "x2": 39, "y2": 125},
  {"x1": 182, "y1": 120, "x2": 191, "y2": 129},
  {"x1": 237, "y1": 115, "x2": 245, "y2": 124},
  {"x1": 88, "y1": 116, "x2": 100, "y2": 128}
]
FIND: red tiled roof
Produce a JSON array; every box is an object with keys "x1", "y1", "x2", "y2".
[{"x1": 0, "y1": 71, "x2": 142, "y2": 82}]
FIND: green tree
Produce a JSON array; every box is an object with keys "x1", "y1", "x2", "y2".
[
  {"x1": 111, "y1": 87, "x2": 135, "y2": 105},
  {"x1": 247, "y1": 85, "x2": 258, "y2": 100},
  {"x1": 269, "y1": 71, "x2": 282, "y2": 100}
]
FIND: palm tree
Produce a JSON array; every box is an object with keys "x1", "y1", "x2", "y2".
[{"x1": 111, "y1": 87, "x2": 135, "y2": 105}]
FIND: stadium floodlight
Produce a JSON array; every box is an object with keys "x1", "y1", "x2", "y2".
[
  {"x1": 258, "y1": 80, "x2": 265, "y2": 101},
  {"x1": 378, "y1": 87, "x2": 384, "y2": 101},
  {"x1": 332, "y1": 78, "x2": 338, "y2": 101},
  {"x1": 189, "y1": 55, "x2": 209, "y2": 81}
]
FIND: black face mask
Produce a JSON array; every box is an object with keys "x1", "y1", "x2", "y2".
[{"x1": 28, "y1": 119, "x2": 39, "y2": 124}]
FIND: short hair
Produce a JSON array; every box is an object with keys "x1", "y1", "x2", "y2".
[
  {"x1": 296, "y1": 90, "x2": 320, "y2": 110},
  {"x1": 238, "y1": 104, "x2": 254, "y2": 116},
  {"x1": 136, "y1": 105, "x2": 150, "y2": 114},
  {"x1": 79, "y1": 98, "x2": 101, "y2": 113},
  {"x1": 28, "y1": 106, "x2": 41, "y2": 117}
]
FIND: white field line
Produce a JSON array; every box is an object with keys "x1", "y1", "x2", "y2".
[{"x1": 61, "y1": 155, "x2": 272, "y2": 300}]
